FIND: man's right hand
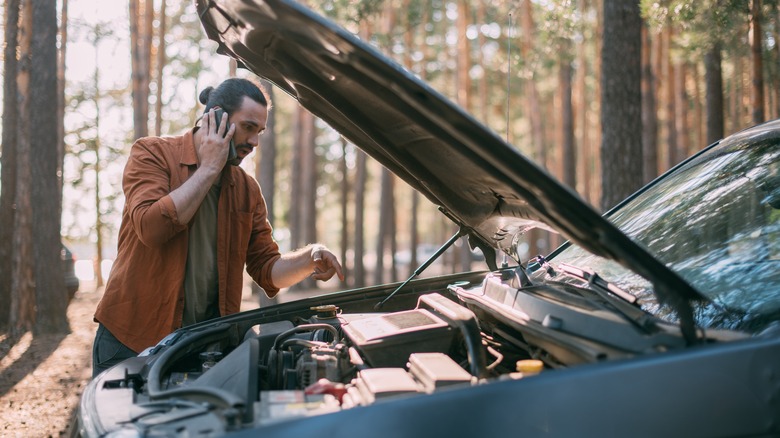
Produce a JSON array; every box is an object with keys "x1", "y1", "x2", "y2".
[
  {"x1": 169, "y1": 109, "x2": 237, "y2": 225},
  {"x1": 198, "y1": 108, "x2": 235, "y2": 172}
]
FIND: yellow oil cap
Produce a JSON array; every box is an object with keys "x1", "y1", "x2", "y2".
[{"x1": 516, "y1": 359, "x2": 544, "y2": 375}]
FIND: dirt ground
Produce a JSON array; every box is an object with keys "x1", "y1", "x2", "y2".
[
  {"x1": 0, "y1": 287, "x2": 98, "y2": 437},
  {"x1": 0, "y1": 281, "x2": 270, "y2": 437}
]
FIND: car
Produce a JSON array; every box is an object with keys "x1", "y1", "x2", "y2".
[
  {"x1": 62, "y1": 243, "x2": 80, "y2": 301},
  {"x1": 74, "y1": 1, "x2": 780, "y2": 437}
]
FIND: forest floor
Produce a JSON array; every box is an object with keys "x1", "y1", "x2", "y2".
[{"x1": 0, "y1": 280, "x2": 278, "y2": 437}]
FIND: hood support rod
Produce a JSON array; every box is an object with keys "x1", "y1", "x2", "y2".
[{"x1": 374, "y1": 228, "x2": 467, "y2": 310}]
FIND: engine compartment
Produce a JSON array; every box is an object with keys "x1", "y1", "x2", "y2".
[
  {"x1": 91, "y1": 270, "x2": 698, "y2": 434},
  {"x1": 145, "y1": 288, "x2": 542, "y2": 429}
]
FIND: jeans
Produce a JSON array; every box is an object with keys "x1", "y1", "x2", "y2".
[{"x1": 92, "y1": 323, "x2": 138, "y2": 378}]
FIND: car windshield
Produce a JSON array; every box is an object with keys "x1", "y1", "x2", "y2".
[{"x1": 546, "y1": 138, "x2": 780, "y2": 334}]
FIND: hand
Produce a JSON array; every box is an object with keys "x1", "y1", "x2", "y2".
[
  {"x1": 198, "y1": 108, "x2": 235, "y2": 170},
  {"x1": 310, "y1": 245, "x2": 345, "y2": 282}
]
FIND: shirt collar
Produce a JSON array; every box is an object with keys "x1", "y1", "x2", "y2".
[{"x1": 181, "y1": 127, "x2": 199, "y2": 166}]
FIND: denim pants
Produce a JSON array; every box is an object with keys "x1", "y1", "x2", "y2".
[{"x1": 92, "y1": 323, "x2": 138, "y2": 378}]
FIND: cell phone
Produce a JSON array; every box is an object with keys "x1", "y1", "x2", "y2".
[{"x1": 213, "y1": 108, "x2": 238, "y2": 165}]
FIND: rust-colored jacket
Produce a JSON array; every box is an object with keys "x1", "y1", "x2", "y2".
[{"x1": 94, "y1": 129, "x2": 280, "y2": 352}]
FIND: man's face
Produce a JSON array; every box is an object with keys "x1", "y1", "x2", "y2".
[{"x1": 227, "y1": 96, "x2": 268, "y2": 165}]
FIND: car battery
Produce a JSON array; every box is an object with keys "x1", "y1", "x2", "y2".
[{"x1": 342, "y1": 309, "x2": 455, "y2": 368}]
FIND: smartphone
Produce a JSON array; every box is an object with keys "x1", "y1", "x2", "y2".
[{"x1": 213, "y1": 108, "x2": 238, "y2": 165}]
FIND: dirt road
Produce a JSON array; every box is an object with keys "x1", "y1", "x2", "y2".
[
  {"x1": 0, "y1": 288, "x2": 98, "y2": 437},
  {"x1": 0, "y1": 282, "x2": 269, "y2": 437}
]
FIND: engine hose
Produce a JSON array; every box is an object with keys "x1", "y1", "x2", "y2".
[{"x1": 272, "y1": 323, "x2": 339, "y2": 350}]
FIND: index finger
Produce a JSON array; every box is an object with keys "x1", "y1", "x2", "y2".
[{"x1": 327, "y1": 255, "x2": 345, "y2": 281}]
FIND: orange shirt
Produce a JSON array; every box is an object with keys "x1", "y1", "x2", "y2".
[{"x1": 94, "y1": 129, "x2": 281, "y2": 352}]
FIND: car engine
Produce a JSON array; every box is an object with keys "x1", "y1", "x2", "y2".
[{"x1": 147, "y1": 289, "x2": 538, "y2": 428}]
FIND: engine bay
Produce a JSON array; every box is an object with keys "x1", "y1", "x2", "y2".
[
  {"x1": 150, "y1": 290, "x2": 535, "y2": 428},
  {"x1": 92, "y1": 270, "x2": 696, "y2": 434}
]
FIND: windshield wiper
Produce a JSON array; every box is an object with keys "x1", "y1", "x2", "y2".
[{"x1": 557, "y1": 263, "x2": 658, "y2": 333}]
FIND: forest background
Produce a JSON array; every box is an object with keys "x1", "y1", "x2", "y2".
[{"x1": 0, "y1": 0, "x2": 775, "y2": 337}]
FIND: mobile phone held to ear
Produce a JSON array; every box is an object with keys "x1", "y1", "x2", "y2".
[{"x1": 213, "y1": 108, "x2": 238, "y2": 165}]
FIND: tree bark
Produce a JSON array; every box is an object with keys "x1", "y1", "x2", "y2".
[
  {"x1": 751, "y1": 0, "x2": 765, "y2": 124},
  {"x1": 339, "y1": 139, "x2": 350, "y2": 284},
  {"x1": 0, "y1": 0, "x2": 21, "y2": 331},
  {"x1": 560, "y1": 58, "x2": 576, "y2": 190},
  {"x1": 289, "y1": 107, "x2": 302, "y2": 250},
  {"x1": 774, "y1": 4, "x2": 780, "y2": 118},
  {"x1": 30, "y1": 0, "x2": 67, "y2": 333},
  {"x1": 92, "y1": 41, "x2": 105, "y2": 289},
  {"x1": 674, "y1": 62, "x2": 689, "y2": 165},
  {"x1": 519, "y1": 0, "x2": 545, "y2": 169},
  {"x1": 129, "y1": 0, "x2": 151, "y2": 139},
  {"x1": 691, "y1": 62, "x2": 704, "y2": 152},
  {"x1": 299, "y1": 108, "x2": 317, "y2": 289},
  {"x1": 57, "y1": 0, "x2": 67, "y2": 207},
  {"x1": 600, "y1": 0, "x2": 642, "y2": 211},
  {"x1": 374, "y1": 168, "x2": 392, "y2": 284},
  {"x1": 575, "y1": 0, "x2": 592, "y2": 204},
  {"x1": 11, "y1": 1, "x2": 37, "y2": 336},
  {"x1": 256, "y1": 81, "x2": 278, "y2": 305},
  {"x1": 154, "y1": 0, "x2": 166, "y2": 136},
  {"x1": 641, "y1": 23, "x2": 658, "y2": 183},
  {"x1": 664, "y1": 26, "x2": 677, "y2": 172},
  {"x1": 353, "y1": 151, "x2": 367, "y2": 288}
]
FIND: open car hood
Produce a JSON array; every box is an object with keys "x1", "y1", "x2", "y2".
[{"x1": 196, "y1": 0, "x2": 704, "y2": 323}]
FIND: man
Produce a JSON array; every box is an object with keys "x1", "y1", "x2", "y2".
[{"x1": 92, "y1": 78, "x2": 343, "y2": 377}]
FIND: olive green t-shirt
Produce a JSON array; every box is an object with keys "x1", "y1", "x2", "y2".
[{"x1": 182, "y1": 182, "x2": 221, "y2": 327}]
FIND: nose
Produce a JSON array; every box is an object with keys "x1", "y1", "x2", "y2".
[{"x1": 248, "y1": 134, "x2": 259, "y2": 148}]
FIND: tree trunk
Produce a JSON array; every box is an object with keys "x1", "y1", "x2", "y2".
[
  {"x1": 299, "y1": 109, "x2": 317, "y2": 290},
  {"x1": 664, "y1": 26, "x2": 677, "y2": 172},
  {"x1": 289, "y1": 107, "x2": 302, "y2": 250},
  {"x1": 92, "y1": 46, "x2": 104, "y2": 289},
  {"x1": 704, "y1": 44, "x2": 725, "y2": 144},
  {"x1": 30, "y1": 0, "x2": 67, "y2": 334},
  {"x1": 0, "y1": 0, "x2": 21, "y2": 331},
  {"x1": 592, "y1": 0, "x2": 604, "y2": 207},
  {"x1": 600, "y1": 0, "x2": 642, "y2": 211},
  {"x1": 129, "y1": 0, "x2": 151, "y2": 139},
  {"x1": 57, "y1": 0, "x2": 67, "y2": 207},
  {"x1": 154, "y1": 0, "x2": 166, "y2": 136},
  {"x1": 519, "y1": 0, "x2": 545, "y2": 169},
  {"x1": 11, "y1": 1, "x2": 37, "y2": 336},
  {"x1": 641, "y1": 23, "x2": 658, "y2": 183},
  {"x1": 691, "y1": 62, "x2": 704, "y2": 153},
  {"x1": 774, "y1": 4, "x2": 780, "y2": 118},
  {"x1": 339, "y1": 139, "x2": 350, "y2": 283},
  {"x1": 374, "y1": 169, "x2": 391, "y2": 284},
  {"x1": 751, "y1": 0, "x2": 765, "y2": 124},
  {"x1": 674, "y1": 62, "x2": 688, "y2": 165},
  {"x1": 353, "y1": 151, "x2": 367, "y2": 288},
  {"x1": 256, "y1": 81, "x2": 278, "y2": 305},
  {"x1": 560, "y1": 58, "x2": 576, "y2": 190},
  {"x1": 575, "y1": 0, "x2": 592, "y2": 204}
]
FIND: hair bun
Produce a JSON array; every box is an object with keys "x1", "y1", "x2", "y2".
[{"x1": 198, "y1": 86, "x2": 214, "y2": 105}]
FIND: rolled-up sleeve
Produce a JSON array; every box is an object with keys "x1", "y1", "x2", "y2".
[{"x1": 124, "y1": 139, "x2": 188, "y2": 247}]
